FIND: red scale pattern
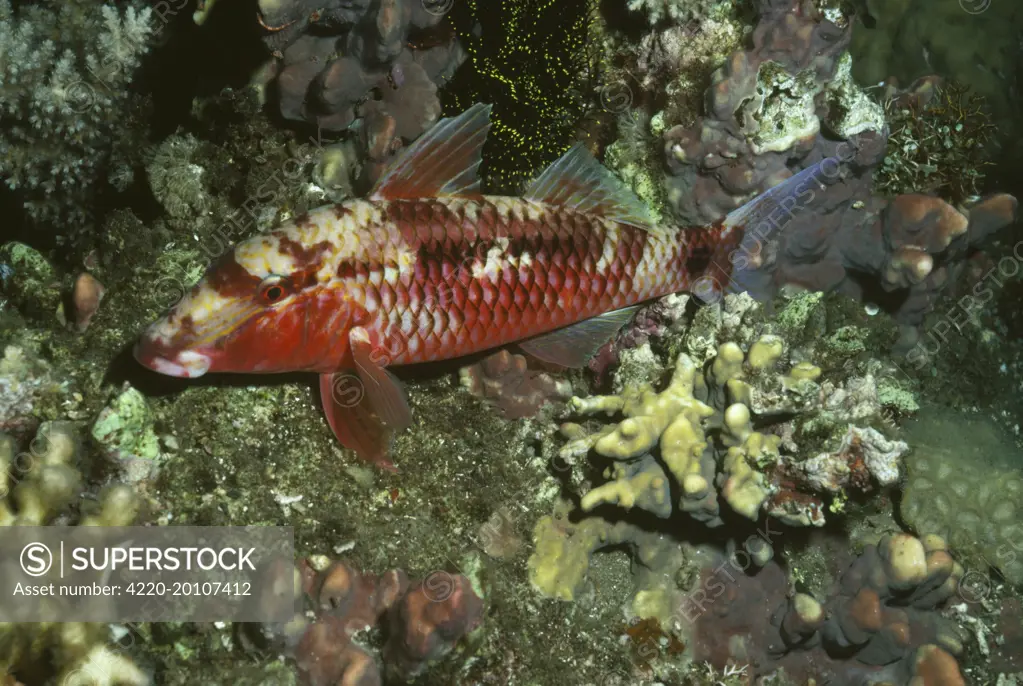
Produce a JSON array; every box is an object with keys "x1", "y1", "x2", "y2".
[{"x1": 341, "y1": 199, "x2": 707, "y2": 366}]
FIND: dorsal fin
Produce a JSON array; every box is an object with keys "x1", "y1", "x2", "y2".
[
  {"x1": 371, "y1": 103, "x2": 492, "y2": 200},
  {"x1": 524, "y1": 143, "x2": 662, "y2": 234}
]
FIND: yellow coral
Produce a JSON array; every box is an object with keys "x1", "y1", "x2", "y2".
[
  {"x1": 0, "y1": 422, "x2": 81, "y2": 526},
  {"x1": 560, "y1": 334, "x2": 837, "y2": 528},
  {"x1": 0, "y1": 424, "x2": 147, "y2": 685},
  {"x1": 562, "y1": 353, "x2": 720, "y2": 522},
  {"x1": 720, "y1": 403, "x2": 781, "y2": 520},
  {"x1": 529, "y1": 514, "x2": 606, "y2": 601},
  {"x1": 528, "y1": 505, "x2": 689, "y2": 624}
]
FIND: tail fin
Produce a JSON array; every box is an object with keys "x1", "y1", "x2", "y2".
[{"x1": 693, "y1": 157, "x2": 838, "y2": 303}]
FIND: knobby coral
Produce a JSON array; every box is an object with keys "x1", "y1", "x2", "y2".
[
  {"x1": 559, "y1": 333, "x2": 901, "y2": 530},
  {"x1": 263, "y1": 555, "x2": 484, "y2": 685},
  {"x1": 0, "y1": 0, "x2": 154, "y2": 233},
  {"x1": 661, "y1": 0, "x2": 1018, "y2": 349},
  {"x1": 527, "y1": 303, "x2": 913, "y2": 632},
  {"x1": 255, "y1": 0, "x2": 466, "y2": 186},
  {"x1": 0, "y1": 423, "x2": 148, "y2": 686},
  {"x1": 688, "y1": 533, "x2": 969, "y2": 684}
]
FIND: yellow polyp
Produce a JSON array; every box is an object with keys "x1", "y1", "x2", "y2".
[
  {"x1": 723, "y1": 403, "x2": 752, "y2": 444},
  {"x1": 748, "y1": 335, "x2": 784, "y2": 370},
  {"x1": 682, "y1": 473, "x2": 708, "y2": 497},
  {"x1": 711, "y1": 342, "x2": 745, "y2": 384},
  {"x1": 726, "y1": 377, "x2": 754, "y2": 406},
  {"x1": 786, "y1": 362, "x2": 822, "y2": 382}
]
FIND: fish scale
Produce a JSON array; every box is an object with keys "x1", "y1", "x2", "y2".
[
  {"x1": 134, "y1": 101, "x2": 826, "y2": 466},
  {"x1": 356, "y1": 197, "x2": 689, "y2": 365}
]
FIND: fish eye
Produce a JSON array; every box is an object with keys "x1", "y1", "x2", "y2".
[{"x1": 259, "y1": 276, "x2": 288, "y2": 304}]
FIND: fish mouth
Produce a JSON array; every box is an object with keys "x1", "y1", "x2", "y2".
[{"x1": 134, "y1": 341, "x2": 212, "y2": 379}]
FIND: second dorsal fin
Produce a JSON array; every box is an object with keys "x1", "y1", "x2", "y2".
[
  {"x1": 371, "y1": 103, "x2": 493, "y2": 200},
  {"x1": 524, "y1": 143, "x2": 662, "y2": 234}
]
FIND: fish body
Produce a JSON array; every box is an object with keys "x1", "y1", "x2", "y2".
[{"x1": 135, "y1": 103, "x2": 829, "y2": 467}]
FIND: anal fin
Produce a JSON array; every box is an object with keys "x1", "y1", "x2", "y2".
[{"x1": 518, "y1": 306, "x2": 641, "y2": 368}]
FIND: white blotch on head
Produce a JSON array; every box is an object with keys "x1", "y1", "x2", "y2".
[{"x1": 235, "y1": 234, "x2": 298, "y2": 278}]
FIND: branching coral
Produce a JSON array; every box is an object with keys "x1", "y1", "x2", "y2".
[
  {"x1": 559, "y1": 333, "x2": 901, "y2": 530},
  {"x1": 263, "y1": 554, "x2": 484, "y2": 685},
  {"x1": 0, "y1": 0, "x2": 154, "y2": 233},
  {"x1": 660, "y1": 0, "x2": 1017, "y2": 347},
  {"x1": 876, "y1": 78, "x2": 997, "y2": 204},
  {"x1": 0, "y1": 423, "x2": 147, "y2": 685}
]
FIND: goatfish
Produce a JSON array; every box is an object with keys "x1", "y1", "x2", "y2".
[{"x1": 134, "y1": 103, "x2": 831, "y2": 469}]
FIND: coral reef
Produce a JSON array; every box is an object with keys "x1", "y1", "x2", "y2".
[
  {"x1": 3, "y1": 0, "x2": 1021, "y2": 681},
  {"x1": 0, "y1": 423, "x2": 147, "y2": 685},
  {"x1": 0, "y1": 0, "x2": 154, "y2": 234},
  {"x1": 263, "y1": 554, "x2": 484, "y2": 685},
  {"x1": 527, "y1": 293, "x2": 917, "y2": 639},
  {"x1": 255, "y1": 0, "x2": 466, "y2": 186},
  {"x1": 688, "y1": 532, "x2": 969, "y2": 683},
  {"x1": 660, "y1": 0, "x2": 1018, "y2": 347}
]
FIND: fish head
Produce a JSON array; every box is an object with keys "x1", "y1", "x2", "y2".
[{"x1": 135, "y1": 223, "x2": 351, "y2": 378}]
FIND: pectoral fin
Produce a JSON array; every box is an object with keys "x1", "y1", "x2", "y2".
[
  {"x1": 319, "y1": 372, "x2": 397, "y2": 471},
  {"x1": 316, "y1": 329, "x2": 413, "y2": 471},
  {"x1": 350, "y1": 327, "x2": 413, "y2": 431},
  {"x1": 518, "y1": 306, "x2": 641, "y2": 368}
]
